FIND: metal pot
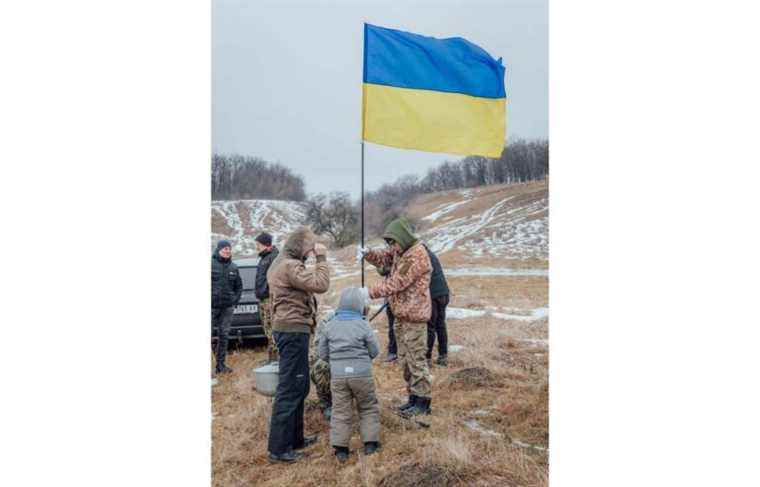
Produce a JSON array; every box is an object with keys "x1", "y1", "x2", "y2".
[{"x1": 253, "y1": 362, "x2": 279, "y2": 397}]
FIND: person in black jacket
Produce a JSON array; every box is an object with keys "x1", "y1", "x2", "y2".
[
  {"x1": 423, "y1": 245, "x2": 450, "y2": 366},
  {"x1": 255, "y1": 232, "x2": 279, "y2": 364},
  {"x1": 212, "y1": 240, "x2": 243, "y2": 374}
]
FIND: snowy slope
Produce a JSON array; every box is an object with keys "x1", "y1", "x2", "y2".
[
  {"x1": 211, "y1": 199, "x2": 306, "y2": 257},
  {"x1": 410, "y1": 181, "x2": 548, "y2": 261}
]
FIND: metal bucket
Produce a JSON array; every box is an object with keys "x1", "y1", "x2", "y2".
[{"x1": 253, "y1": 362, "x2": 279, "y2": 397}]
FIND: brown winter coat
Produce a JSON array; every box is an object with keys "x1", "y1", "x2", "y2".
[
  {"x1": 267, "y1": 227, "x2": 330, "y2": 334},
  {"x1": 366, "y1": 241, "x2": 432, "y2": 323}
]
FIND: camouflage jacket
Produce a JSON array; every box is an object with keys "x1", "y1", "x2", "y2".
[{"x1": 366, "y1": 242, "x2": 432, "y2": 323}]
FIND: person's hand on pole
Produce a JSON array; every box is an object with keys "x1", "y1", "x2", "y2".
[{"x1": 356, "y1": 246, "x2": 369, "y2": 263}]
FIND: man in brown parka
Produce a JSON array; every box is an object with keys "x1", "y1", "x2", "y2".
[
  {"x1": 266, "y1": 226, "x2": 330, "y2": 463},
  {"x1": 361, "y1": 217, "x2": 433, "y2": 417}
]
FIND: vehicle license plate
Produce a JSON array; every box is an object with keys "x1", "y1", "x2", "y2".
[{"x1": 234, "y1": 304, "x2": 258, "y2": 314}]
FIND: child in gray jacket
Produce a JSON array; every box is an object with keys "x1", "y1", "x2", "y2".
[{"x1": 317, "y1": 286, "x2": 381, "y2": 462}]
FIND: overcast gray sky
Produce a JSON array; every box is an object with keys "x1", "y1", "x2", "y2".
[{"x1": 212, "y1": 0, "x2": 547, "y2": 198}]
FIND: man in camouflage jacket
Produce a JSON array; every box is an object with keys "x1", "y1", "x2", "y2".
[{"x1": 362, "y1": 217, "x2": 433, "y2": 417}]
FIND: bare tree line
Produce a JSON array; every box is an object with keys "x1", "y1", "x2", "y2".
[
  {"x1": 212, "y1": 154, "x2": 306, "y2": 201},
  {"x1": 215, "y1": 139, "x2": 547, "y2": 247}
]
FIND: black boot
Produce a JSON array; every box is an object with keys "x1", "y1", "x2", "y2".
[
  {"x1": 395, "y1": 395, "x2": 417, "y2": 412},
  {"x1": 268, "y1": 449, "x2": 302, "y2": 464},
  {"x1": 364, "y1": 441, "x2": 380, "y2": 455},
  {"x1": 334, "y1": 446, "x2": 349, "y2": 463},
  {"x1": 216, "y1": 365, "x2": 233, "y2": 374},
  {"x1": 385, "y1": 352, "x2": 397, "y2": 362},
  {"x1": 436, "y1": 355, "x2": 448, "y2": 367},
  {"x1": 400, "y1": 396, "x2": 431, "y2": 417}
]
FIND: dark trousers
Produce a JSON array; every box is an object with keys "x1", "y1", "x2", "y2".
[
  {"x1": 212, "y1": 306, "x2": 234, "y2": 370},
  {"x1": 426, "y1": 294, "x2": 450, "y2": 359},
  {"x1": 268, "y1": 331, "x2": 310, "y2": 455},
  {"x1": 386, "y1": 304, "x2": 397, "y2": 355}
]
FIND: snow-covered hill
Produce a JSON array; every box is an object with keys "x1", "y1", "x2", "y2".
[
  {"x1": 211, "y1": 199, "x2": 306, "y2": 257},
  {"x1": 410, "y1": 179, "x2": 548, "y2": 262}
]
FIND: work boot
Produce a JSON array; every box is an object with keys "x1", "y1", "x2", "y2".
[
  {"x1": 385, "y1": 352, "x2": 397, "y2": 363},
  {"x1": 364, "y1": 441, "x2": 380, "y2": 455},
  {"x1": 426, "y1": 358, "x2": 433, "y2": 368},
  {"x1": 334, "y1": 446, "x2": 349, "y2": 463},
  {"x1": 268, "y1": 450, "x2": 302, "y2": 464},
  {"x1": 294, "y1": 434, "x2": 319, "y2": 451},
  {"x1": 400, "y1": 396, "x2": 431, "y2": 417},
  {"x1": 436, "y1": 355, "x2": 448, "y2": 367},
  {"x1": 395, "y1": 395, "x2": 417, "y2": 412},
  {"x1": 216, "y1": 365, "x2": 233, "y2": 375}
]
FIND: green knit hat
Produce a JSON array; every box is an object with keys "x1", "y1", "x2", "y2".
[{"x1": 382, "y1": 216, "x2": 417, "y2": 251}]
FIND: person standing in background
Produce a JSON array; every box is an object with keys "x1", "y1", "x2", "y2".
[
  {"x1": 423, "y1": 245, "x2": 451, "y2": 367},
  {"x1": 211, "y1": 240, "x2": 243, "y2": 375},
  {"x1": 254, "y1": 232, "x2": 279, "y2": 364}
]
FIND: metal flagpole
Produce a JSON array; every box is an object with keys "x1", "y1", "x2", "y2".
[
  {"x1": 361, "y1": 140, "x2": 365, "y2": 287},
  {"x1": 360, "y1": 22, "x2": 367, "y2": 289}
]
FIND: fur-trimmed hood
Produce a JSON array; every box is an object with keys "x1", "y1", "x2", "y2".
[{"x1": 283, "y1": 226, "x2": 315, "y2": 260}]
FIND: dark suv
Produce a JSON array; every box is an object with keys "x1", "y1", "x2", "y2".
[{"x1": 211, "y1": 257, "x2": 264, "y2": 343}]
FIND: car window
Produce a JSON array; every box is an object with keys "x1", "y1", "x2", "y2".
[{"x1": 239, "y1": 267, "x2": 258, "y2": 290}]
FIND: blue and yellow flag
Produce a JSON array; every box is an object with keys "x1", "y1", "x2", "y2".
[{"x1": 362, "y1": 23, "x2": 506, "y2": 158}]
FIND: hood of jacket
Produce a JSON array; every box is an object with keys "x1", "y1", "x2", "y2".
[
  {"x1": 382, "y1": 217, "x2": 417, "y2": 251},
  {"x1": 283, "y1": 226, "x2": 315, "y2": 260},
  {"x1": 337, "y1": 287, "x2": 367, "y2": 315}
]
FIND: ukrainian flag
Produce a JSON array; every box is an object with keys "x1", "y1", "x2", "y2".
[{"x1": 362, "y1": 23, "x2": 506, "y2": 158}]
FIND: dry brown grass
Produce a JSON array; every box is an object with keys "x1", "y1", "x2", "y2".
[{"x1": 212, "y1": 272, "x2": 548, "y2": 486}]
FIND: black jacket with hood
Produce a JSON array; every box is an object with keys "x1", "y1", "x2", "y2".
[
  {"x1": 211, "y1": 250, "x2": 243, "y2": 309},
  {"x1": 423, "y1": 244, "x2": 450, "y2": 299},
  {"x1": 255, "y1": 246, "x2": 279, "y2": 300}
]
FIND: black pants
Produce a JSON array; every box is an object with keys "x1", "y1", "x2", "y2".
[
  {"x1": 426, "y1": 294, "x2": 450, "y2": 359},
  {"x1": 268, "y1": 331, "x2": 310, "y2": 455},
  {"x1": 212, "y1": 306, "x2": 234, "y2": 370},
  {"x1": 386, "y1": 303, "x2": 397, "y2": 355}
]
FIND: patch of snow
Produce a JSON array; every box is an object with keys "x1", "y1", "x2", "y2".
[
  {"x1": 446, "y1": 268, "x2": 548, "y2": 277},
  {"x1": 492, "y1": 307, "x2": 548, "y2": 322},
  {"x1": 423, "y1": 200, "x2": 469, "y2": 222},
  {"x1": 449, "y1": 345, "x2": 465, "y2": 353},
  {"x1": 425, "y1": 197, "x2": 515, "y2": 254},
  {"x1": 512, "y1": 439, "x2": 548, "y2": 452},
  {"x1": 211, "y1": 378, "x2": 218, "y2": 387},
  {"x1": 464, "y1": 419, "x2": 502, "y2": 438},
  {"x1": 447, "y1": 308, "x2": 488, "y2": 319}
]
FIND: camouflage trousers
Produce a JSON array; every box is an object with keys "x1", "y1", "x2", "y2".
[
  {"x1": 259, "y1": 298, "x2": 278, "y2": 359},
  {"x1": 309, "y1": 357, "x2": 332, "y2": 406},
  {"x1": 397, "y1": 321, "x2": 432, "y2": 398}
]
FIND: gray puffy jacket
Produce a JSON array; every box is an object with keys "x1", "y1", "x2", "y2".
[{"x1": 317, "y1": 289, "x2": 379, "y2": 378}]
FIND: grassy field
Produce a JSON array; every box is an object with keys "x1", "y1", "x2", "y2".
[{"x1": 212, "y1": 278, "x2": 548, "y2": 486}]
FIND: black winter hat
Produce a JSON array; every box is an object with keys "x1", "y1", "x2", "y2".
[
  {"x1": 216, "y1": 239, "x2": 232, "y2": 252},
  {"x1": 255, "y1": 232, "x2": 273, "y2": 247}
]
